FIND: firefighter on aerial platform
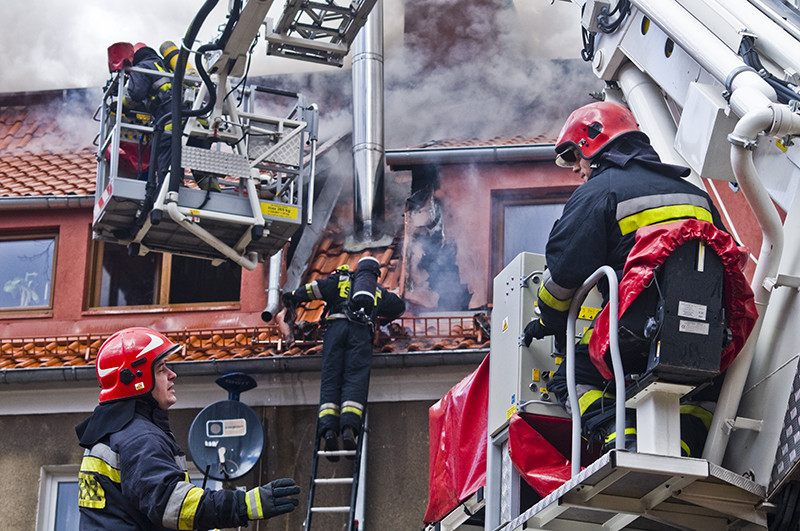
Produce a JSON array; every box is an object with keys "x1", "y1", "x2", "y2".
[
  {"x1": 123, "y1": 44, "x2": 221, "y2": 192},
  {"x1": 282, "y1": 256, "x2": 405, "y2": 461},
  {"x1": 76, "y1": 327, "x2": 299, "y2": 530},
  {"x1": 523, "y1": 101, "x2": 728, "y2": 456}
]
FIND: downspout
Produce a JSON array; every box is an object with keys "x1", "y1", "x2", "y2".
[
  {"x1": 351, "y1": 0, "x2": 384, "y2": 241},
  {"x1": 260, "y1": 249, "x2": 283, "y2": 322},
  {"x1": 703, "y1": 104, "x2": 800, "y2": 464}
]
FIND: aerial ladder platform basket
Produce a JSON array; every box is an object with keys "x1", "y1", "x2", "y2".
[{"x1": 92, "y1": 0, "x2": 378, "y2": 269}]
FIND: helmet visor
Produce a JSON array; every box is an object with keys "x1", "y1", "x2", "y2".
[{"x1": 555, "y1": 147, "x2": 578, "y2": 168}]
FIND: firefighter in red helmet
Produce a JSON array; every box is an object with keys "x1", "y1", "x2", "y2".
[
  {"x1": 76, "y1": 327, "x2": 299, "y2": 530},
  {"x1": 523, "y1": 101, "x2": 728, "y2": 456}
]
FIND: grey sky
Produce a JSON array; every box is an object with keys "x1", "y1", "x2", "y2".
[{"x1": 0, "y1": 0, "x2": 584, "y2": 94}]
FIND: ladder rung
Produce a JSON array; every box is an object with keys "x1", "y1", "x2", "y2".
[
  {"x1": 314, "y1": 478, "x2": 353, "y2": 485},
  {"x1": 311, "y1": 506, "x2": 351, "y2": 513},
  {"x1": 318, "y1": 449, "x2": 356, "y2": 456}
]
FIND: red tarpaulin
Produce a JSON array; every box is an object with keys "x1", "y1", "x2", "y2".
[
  {"x1": 507, "y1": 413, "x2": 575, "y2": 497},
  {"x1": 424, "y1": 355, "x2": 488, "y2": 524}
]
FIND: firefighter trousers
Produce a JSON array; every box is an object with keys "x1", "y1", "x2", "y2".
[
  {"x1": 317, "y1": 318, "x2": 373, "y2": 437},
  {"x1": 549, "y1": 342, "x2": 711, "y2": 457}
]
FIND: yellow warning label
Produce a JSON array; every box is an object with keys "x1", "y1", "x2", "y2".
[
  {"x1": 261, "y1": 202, "x2": 299, "y2": 220},
  {"x1": 506, "y1": 405, "x2": 516, "y2": 420},
  {"x1": 532, "y1": 368, "x2": 540, "y2": 382},
  {"x1": 502, "y1": 317, "x2": 508, "y2": 333},
  {"x1": 579, "y1": 306, "x2": 601, "y2": 320}
]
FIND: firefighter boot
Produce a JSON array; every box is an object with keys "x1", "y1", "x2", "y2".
[
  {"x1": 323, "y1": 430, "x2": 339, "y2": 462},
  {"x1": 193, "y1": 171, "x2": 222, "y2": 192},
  {"x1": 342, "y1": 426, "x2": 357, "y2": 459}
]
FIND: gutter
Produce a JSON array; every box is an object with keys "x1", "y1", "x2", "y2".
[
  {"x1": 385, "y1": 144, "x2": 557, "y2": 169},
  {"x1": 0, "y1": 349, "x2": 488, "y2": 385},
  {"x1": 0, "y1": 195, "x2": 95, "y2": 210}
]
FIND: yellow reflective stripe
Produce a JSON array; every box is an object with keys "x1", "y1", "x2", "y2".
[
  {"x1": 78, "y1": 472, "x2": 106, "y2": 509},
  {"x1": 341, "y1": 406, "x2": 364, "y2": 418},
  {"x1": 80, "y1": 455, "x2": 121, "y2": 484},
  {"x1": 579, "y1": 328, "x2": 593, "y2": 345},
  {"x1": 680, "y1": 404, "x2": 714, "y2": 430},
  {"x1": 338, "y1": 276, "x2": 351, "y2": 298},
  {"x1": 618, "y1": 205, "x2": 713, "y2": 235},
  {"x1": 178, "y1": 487, "x2": 203, "y2": 530},
  {"x1": 163, "y1": 482, "x2": 202, "y2": 530},
  {"x1": 246, "y1": 488, "x2": 262, "y2": 519},
  {"x1": 319, "y1": 408, "x2": 340, "y2": 418},
  {"x1": 681, "y1": 439, "x2": 691, "y2": 456},
  {"x1": 578, "y1": 389, "x2": 614, "y2": 416},
  {"x1": 604, "y1": 427, "x2": 636, "y2": 444},
  {"x1": 538, "y1": 284, "x2": 571, "y2": 313}
]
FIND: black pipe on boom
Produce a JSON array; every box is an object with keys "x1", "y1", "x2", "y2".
[{"x1": 169, "y1": 0, "x2": 220, "y2": 194}]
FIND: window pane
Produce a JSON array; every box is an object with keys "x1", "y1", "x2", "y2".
[
  {"x1": 503, "y1": 203, "x2": 563, "y2": 266},
  {"x1": 99, "y1": 243, "x2": 159, "y2": 306},
  {"x1": 0, "y1": 238, "x2": 55, "y2": 309},
  {"x1": 54, "y1": 481, "x2": 79, "y2": 531},
  {"x1": 169, "y1": 256, "x2": 241, "y2": 304}
]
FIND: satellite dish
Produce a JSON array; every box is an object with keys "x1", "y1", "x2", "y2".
[{"x1": 187, "y1": 373, "x2": 263, "y2": 481}]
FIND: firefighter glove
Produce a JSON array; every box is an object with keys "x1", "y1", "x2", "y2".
[
  {"x1": 282, "y1": 292, "x2": 295, "y2": 306},
  {"x1": 523, "y1": 319, "x2": 553, "y2": 347},
  {"x1": 245, "y1": 478, "x2": 300, "y2": 520}
]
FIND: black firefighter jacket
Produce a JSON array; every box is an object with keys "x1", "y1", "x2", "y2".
[
  {"x1": 537, "y1": 135, "x2": 727, "y2": 332},
  {"x1": 77, "y1": 399, "x2": 248, "y2": 530}
]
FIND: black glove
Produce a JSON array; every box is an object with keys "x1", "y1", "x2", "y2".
[
  {"x1": 523, "y1": 319, "x2": 550, "y2": 347},
  {"x1": 281, "y1": 292, "x2": 295, "y2": 307},
  {"x1": 245, "y1": 478, "x2": 300, "y2": 520}
]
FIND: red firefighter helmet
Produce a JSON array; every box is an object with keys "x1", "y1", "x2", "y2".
[
  {"x1": 95, "y1": 327, "x2": 181, "y2": 403},
  {"x1": 554, "y1": 101, "x2": 642, "y2": 167}
]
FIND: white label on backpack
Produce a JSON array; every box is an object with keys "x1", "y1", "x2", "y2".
[
  {"x1": 677, "y1": 301, "x2": 707, "y2": 321},
  {"x1": 679, "y1": 319, "x2": 709, "y2": 335}
]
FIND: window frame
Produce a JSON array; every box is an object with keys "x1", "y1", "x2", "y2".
[
  {"x1": 0, "y1": 231, "x2": 58, "y2": 313},
  {"x1": 490, "y1": 186, "x2": 575, "y2": 284},
  {"x1": 36, "y1": 464, "x2": 79, "y2": 531},
  {"x1": 86, "y1": 240, "x2": 242, "y2": 311}
]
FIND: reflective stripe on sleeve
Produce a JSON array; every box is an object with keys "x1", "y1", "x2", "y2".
[
  {"x1": 162, "y1": 481, "x2": 203, "y2": 530},
  {"x1": 538, "y1": 283, "x2": 572, "y2": 313}
]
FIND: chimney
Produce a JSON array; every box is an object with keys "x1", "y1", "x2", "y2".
[{"x1": 351, "y1": 0, "x2": 385, "y2": 242}]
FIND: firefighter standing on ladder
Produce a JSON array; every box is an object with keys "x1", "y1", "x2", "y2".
[
  {"x1": 76, "y1": 327, "x2": 299, "y2": 530},
  {"x1": 523, "y1": 101, "x2": 728, "y2": 456},
  {"x1": 282, "y1": 256, "x2": 405, "y2": 460}
]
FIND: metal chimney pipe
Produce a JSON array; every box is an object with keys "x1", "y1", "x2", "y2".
[{"x1": 352, "y1": 0, "x2": 385, "y2": 240}]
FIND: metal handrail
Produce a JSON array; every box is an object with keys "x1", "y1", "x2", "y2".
[{"x1": 566, "y1": 265, "x2": 625, "y2": 477}]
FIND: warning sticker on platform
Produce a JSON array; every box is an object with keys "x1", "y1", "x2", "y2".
[
  {"x1": 679, "y1": 319, "x2": 710, "y2": 336},
  {"x1": 261, "y1": 202, "x2": 299, "y2": 220}
]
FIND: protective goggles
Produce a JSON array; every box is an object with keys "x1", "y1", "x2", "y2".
[{"x1": 555, "y1": 147, "x2": 579, "y2": 168}]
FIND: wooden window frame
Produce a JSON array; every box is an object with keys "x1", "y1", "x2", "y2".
[
  {"x1": 490, "y1": 186, "x2": 575, "y2": 290},
  {"x1": 0, "y1": 231, "x2": 58, "y2": 313},
  {"x1": 86, "y1": 240, "x2": 241, "y2": 310}
]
